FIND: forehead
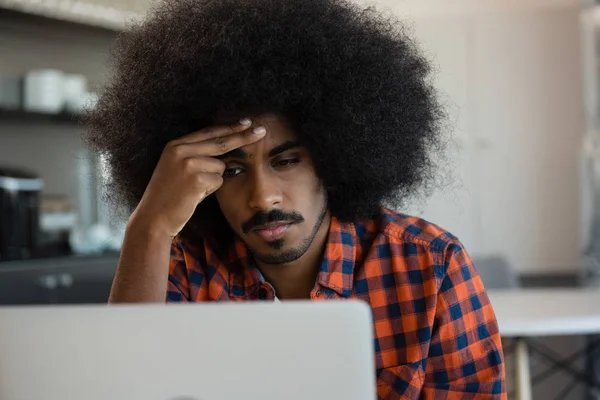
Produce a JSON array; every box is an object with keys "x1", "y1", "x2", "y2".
[
  {"x1": 216, "y1": 113, "x2": 302, "y2": 160},
  {"x1": 248, "y1": 113, "x2": 297, "y2": 143},
  {"x1": 214, "y1": 112, "x2": 297, "y2": 142},
  {"x1": 241, "y1": 114, "x2": 300, "y2": 157}
]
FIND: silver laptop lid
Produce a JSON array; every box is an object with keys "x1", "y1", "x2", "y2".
[{"x1": 0, "y1": 301, "x2": 375, "y2": 400}]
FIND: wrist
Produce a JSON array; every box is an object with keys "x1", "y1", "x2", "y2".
[{"x1": 126, "y1": 210, "x2": 176, "y2": 245}]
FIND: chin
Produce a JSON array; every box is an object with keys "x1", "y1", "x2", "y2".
[
  {"x1": 246, "y1": 237, "x2": 309, "y2": 265},
  {"x1": 249, "y1": 239, "x2": 288, "y2": 253},
  {"x1": 251, "y1": 248, "x2": 307, "y2": 265}
]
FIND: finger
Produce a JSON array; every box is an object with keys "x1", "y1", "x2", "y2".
[
  {"x1": 174, "y1": 118, "x2": 253, "y2": 145},
  {"x1": 196, "y1": 172, "x2": 224, "y2": 197},
  {"x1": 181, "y1": 156, "x2": 226, "y2": 175},
  {"x1": 181, "y1": 125, "x2": 266, "y2": 157}
]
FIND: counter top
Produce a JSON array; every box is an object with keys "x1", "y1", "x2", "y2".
[{"x1": 0, "y1": 252, "x2": 119, "y2": 276}]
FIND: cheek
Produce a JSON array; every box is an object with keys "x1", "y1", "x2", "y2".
[
  {"x1": 283, "y1": 162, "x2": 320, "y2": 189},
  {"x1": 215, "y1": 187, "x2": 243, "y2": 226},
  {"x1": 284, "y1": 174, "x2": 325, "y2": 213}
]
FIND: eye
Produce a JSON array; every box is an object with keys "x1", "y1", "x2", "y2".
[
  {"x1": 274, "y1": 158, "x2": 300, "y2": 168},
  {"x1": 223, "y1": 167, "x2": 244, "y2": 178}
]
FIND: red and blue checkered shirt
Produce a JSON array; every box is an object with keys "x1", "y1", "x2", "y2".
[{"x1": 167, "y1": 208, "x2": 506, "y2": 399}]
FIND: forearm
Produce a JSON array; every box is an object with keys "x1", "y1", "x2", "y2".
[{"x1": 108, "y1": 217, "x2": 173, "y2": 303}]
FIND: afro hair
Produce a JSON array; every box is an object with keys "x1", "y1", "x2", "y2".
[{"x1": 84, "y1": 0, "x2": 446, "y2": 242}]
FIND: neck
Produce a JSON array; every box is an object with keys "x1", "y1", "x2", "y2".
[{"x1": 255, "y1": 212, "x2": 331, "y2": 300}]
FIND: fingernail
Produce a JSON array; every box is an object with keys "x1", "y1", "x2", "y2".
[
  {"x1": 239, "y1": 118, "x2": 251, "y2": 126},
  {"x1": 253, "y1": 126, "x2": 266, "y2": 135}
]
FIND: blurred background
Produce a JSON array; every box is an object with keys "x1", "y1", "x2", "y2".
[{"x1": 0, "y1": 0, "x2": 598, "y2": 398}]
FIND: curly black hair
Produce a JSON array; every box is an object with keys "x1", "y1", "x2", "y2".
[{"x1": 84, "y1": 0, "x2": 446, "y2": 242}]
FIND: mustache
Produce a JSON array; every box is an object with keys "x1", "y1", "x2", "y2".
[{"x1": 242, "y1": 209, "x2": 305, "y2": 234}]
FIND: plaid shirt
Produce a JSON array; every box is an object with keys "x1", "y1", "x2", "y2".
[{"x1": 167, "y1": 208, "x2": 506, "y2": 399}]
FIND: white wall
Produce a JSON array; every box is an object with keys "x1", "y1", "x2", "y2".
[
  {"x1": 470, "y1": 8, "x2": 583, "y2": 274},
  {"x1": 376, "y1": 0, "x2": 584, "y2": 275}
]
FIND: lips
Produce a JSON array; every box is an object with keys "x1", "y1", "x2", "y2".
[{"x1": 252, "y1": 222, "x2": 292, "y2": 240}]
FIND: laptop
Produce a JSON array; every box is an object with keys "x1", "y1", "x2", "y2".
[{"x1": 0, "y1": 301, "x2": 375, "y2": 400}]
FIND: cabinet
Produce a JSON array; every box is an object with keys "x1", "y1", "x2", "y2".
[{"x1": 0, "y1": 254, "x2": 118, "y2": 304}]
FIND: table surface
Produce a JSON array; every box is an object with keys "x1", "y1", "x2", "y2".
[{"x1": 487, "y1": 288, "x2": 600, "y2": 337}]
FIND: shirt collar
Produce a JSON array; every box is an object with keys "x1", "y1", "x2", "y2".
[
  {"x1": 315, "y1": 216, "x2": 357, "y2": 297},
  {"x1": 227, "y1": 215, "x2": 358, "y2": 299}
]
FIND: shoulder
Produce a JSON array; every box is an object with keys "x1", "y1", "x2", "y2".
[
  {"x1": 170, "y1": 235, "x2": 218, "y2": 275},
  {"x1": 356, "y1": 208, "x2": 468, "y2": 278},
  {"x1": 172, "y1": 236, "x2": 207, "y2": 260},
  {"x1": 361, "y1": 207, "x2": 461, "y2": 250},
  {"x1": 171, "y1": 234, "x2": 237, "y2": 273}
]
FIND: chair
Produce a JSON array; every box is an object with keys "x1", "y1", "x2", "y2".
[
  {"x1": 472, "y1": 255, "x2": 519, "y2": 290},
  {"x1": 472, "y1": 255, "x2": 522, "y2": 397}
]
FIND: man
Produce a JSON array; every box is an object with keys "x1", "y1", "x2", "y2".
[{"x1": 85, "y1": 0, "x2": 506, "y2": 398}]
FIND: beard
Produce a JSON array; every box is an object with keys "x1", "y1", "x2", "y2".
[{"x1": 246, "y1": 199, "x2": 328, "y2": 265}]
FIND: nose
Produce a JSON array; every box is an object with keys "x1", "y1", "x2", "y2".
[{"x1": 247, "y1": 168, "x2": 283, "y2": 211}]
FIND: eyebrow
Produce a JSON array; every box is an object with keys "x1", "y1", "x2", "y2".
[
  {"x1": 219, "y1": 141, "x2": 300, "y2": 160},
  {"x1": 268, "y1": 141, "x2": 300, "y2": 157}
]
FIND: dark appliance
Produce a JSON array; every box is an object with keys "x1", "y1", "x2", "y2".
[{"x1": 0, "y1": 166, "x2": 43, "y2": 261}]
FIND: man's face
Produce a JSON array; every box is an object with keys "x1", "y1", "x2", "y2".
[{"x1": 215, "y1": 113, "x2": 328, "y2": 264}]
